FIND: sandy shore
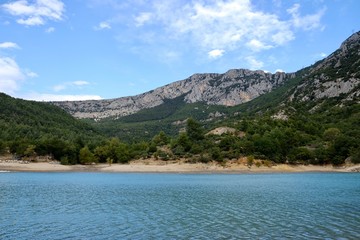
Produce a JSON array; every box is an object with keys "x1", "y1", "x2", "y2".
[{"x1": 1, "y1": 159, "x2": 360, "y2": 173}]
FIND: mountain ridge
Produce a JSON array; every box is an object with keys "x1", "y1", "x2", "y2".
[
  {"x1": 52, "y1": 69, "x2": 295, "y2": 120},
  {"x1": 52, "y1": 31, "x2": 360, "y2": 121}
]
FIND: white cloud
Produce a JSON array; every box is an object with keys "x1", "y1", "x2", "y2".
[
  {"x1": 287, "y1": 3, "x2": 326, "y2": 31},
  {"x1": 246, "y1": 39, "x2": 273, "y2": 52},
  {"x1": 314, "y1": 52, "x2": 327, "y2": 58},
  {"x1": 149, "y1": 0, "x2": 295, "y2": 53},
  {"x1": 94, "y1": 21, "x2": 111, "y2": 30},
  {"x1": 22, "y1": 93, "x2": 103, "y2": 101},
  {"x1": 129, "y1": 0, "x2": 325, "y2": 60},
  {"x1": 161, "y1": 50, "x2": 181, "y2": 63},
  {"x1": 53, "y1": 81, "x2": 91, "y2": 92},
  {"x1": 246, "y1": 56, "x2": 264, "y2": 70},
  {"x1": 208, "y1": 49, "x2": 225, "y2": 59},
  {"x1": 0, "y1": 42, "x2": 20, "y2": 49},
  {"x1": 45, "y1": 27, "x2": 55, "y2": 33},
  {"x1": 73, "y1": 80, "x2": 89, "y2": 86},
  {"x1": 135, "y1": 12, "x2": 152, "y2": 27},
  {"x1": 25, "y1": 70, "x2": 38, "y2": 78},
  {"x1": 53, "y1": 84, "x2": 66, "y2": 92},
  {"x1": 2, "y1": 0, "x2": 65, "y2": 26},
  {"x1": 0, "y1": 57, "x2": 25, "y2": 94},
  {"x1": 271, "y1": 31, "x2": 294, "y2": 45},
  {"x1": 17, "y1": 16, "x2": 44, "y2": 25}
]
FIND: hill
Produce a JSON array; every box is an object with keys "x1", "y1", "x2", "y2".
[{"x1": 0, "y1": 93, "x2": 104, "y2": 163}]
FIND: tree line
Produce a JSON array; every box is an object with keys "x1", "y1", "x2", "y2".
[
  {"x1": 1, "y1": 93, "x2": 359, "y2": 166},
  {"x1": 2, "y1": 117, "x2": 359, "y2": 166}
]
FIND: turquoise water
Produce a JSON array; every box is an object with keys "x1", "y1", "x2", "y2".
[{"x1": 0, "y1": 173, "x2": 359, "y2": 239}]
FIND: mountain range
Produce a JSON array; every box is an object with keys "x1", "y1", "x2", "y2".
[{"x1": 53, "y1": 31, "x2": 360, "y2": 122}]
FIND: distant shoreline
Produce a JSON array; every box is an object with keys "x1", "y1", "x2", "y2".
[{"x1": 1, "y1": 159, "x2": 359, "y2": 173}]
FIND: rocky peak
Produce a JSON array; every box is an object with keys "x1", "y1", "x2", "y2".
[
  {"x1": 311, "y1": 31, "x2": 360, "y2": 72},
  {"x1": 290, "y1": 31, "x2": 360, "y2": 103},
  {"x1": 340, "y1": 31, "x2": 360, "y2": 53}
]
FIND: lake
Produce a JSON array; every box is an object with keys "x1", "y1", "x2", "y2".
[{"x1": 1, "y1": 172, "x2": 359, "y2": 239}]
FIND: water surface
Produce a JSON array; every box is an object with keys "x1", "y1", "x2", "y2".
[{"x1": 1, "y1": 173, "x2": 359, "y2": 239}]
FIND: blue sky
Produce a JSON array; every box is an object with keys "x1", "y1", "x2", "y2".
[{"x1": 0, "y1": 0, "x2": 359, "y2": 101}]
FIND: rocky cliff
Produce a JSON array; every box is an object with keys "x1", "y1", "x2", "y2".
[
  {"x1": 289, "y1": 31, "x2": 360, "y2": 103},
  {"x1": 53, "y1": 69, "x2": 294, "y2": 120}
]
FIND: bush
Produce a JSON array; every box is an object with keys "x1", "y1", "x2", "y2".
[
  {"x1": 211, "y1": 147, "x2": 223, "y2": 162},
  {"x1": 288, "y1": 147, "x2": 314, "y2": 164},
  {"x1": 60, "y1": 156, "x2": 69, "y2": 165},
  {"x1": 154, "y1": 150, "x2": 171, "y2": 161},
  {"x1": 332, "y1": 155, "x2": 345, "y2": 166},
  {"x1": 247, "y1": 155, "x2": 254, "y2": 168},
  {"x1": 350, "y1": 148, "x2": 360, "y2": 164},
  {"x1": 262, "y1": 160, "x2": 273, "y2": 167}
]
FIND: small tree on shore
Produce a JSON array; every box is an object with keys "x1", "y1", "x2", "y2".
[
  {"x1": 247, "y1": 155, "x2": 254, "y2": 169},
  {"x1": 24, "y1": 145, "x2": 37, "y2": 161},
  {"x1": 79, "y1": 146, "x2": 96, "y2": 165}
]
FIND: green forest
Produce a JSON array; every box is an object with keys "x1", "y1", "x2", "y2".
[{"x1": 1, "y1": 92, "x2": 359, "y2": 166}]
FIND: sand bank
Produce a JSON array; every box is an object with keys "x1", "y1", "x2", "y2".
[{"x1": 1, "y1": 159, "x2": 359, "y2": 173}]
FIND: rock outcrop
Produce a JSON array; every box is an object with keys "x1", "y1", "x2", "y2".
[{"x1": 290, "y1": 31, "x2": 360, "y2": 103}]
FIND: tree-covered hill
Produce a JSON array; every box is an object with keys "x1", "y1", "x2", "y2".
[{"x1": 0, "y1": 93, "x2": 104, "y2": 163}]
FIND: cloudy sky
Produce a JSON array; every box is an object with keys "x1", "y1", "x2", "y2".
[{"x1": 0, "y1": 0, "x2": 359, "y2": 101}]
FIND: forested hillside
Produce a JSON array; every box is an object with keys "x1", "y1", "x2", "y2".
[
  {"x1": 0, "y1": 93, "x2": 104, "y2": 164},
  {"x1": 84, "y1": 31, "x2": 360, "y2": 165}
]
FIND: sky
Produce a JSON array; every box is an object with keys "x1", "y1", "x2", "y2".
[{"x1": 0, "y1": 0, "x2": 359, "y2": 101}]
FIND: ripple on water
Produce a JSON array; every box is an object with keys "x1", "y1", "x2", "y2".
[{"x1": 0, "y1": 173, "x2": 360, "y2": 239}]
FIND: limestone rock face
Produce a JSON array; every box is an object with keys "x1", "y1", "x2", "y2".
[
  {"x1": 289, "y1": 31, "x2": 360, "y2": 103},
  {"x1": 53, "y1": 69, "x2": 293, "y2": 120}
]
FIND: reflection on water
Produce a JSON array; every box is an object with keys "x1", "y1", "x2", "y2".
[{"x1": 1, "y1": 173, "x2": 360, "y2": 239}]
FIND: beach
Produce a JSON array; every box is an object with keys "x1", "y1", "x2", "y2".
[{"x1": 1, "y1": 158, "x2": 359, "y2": 173}]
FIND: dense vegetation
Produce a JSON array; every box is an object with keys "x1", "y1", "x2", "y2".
[
  {"x1": 94, "y1": 95, "x2": 227, "y2": 142},
  {"x1": 1, "y1": 90, "x2": 359, "y2": 166},
  {"x1": 0, "y1": 93, "x2": 104, "y2": 164},
  {"x1": 78, "y1": 107, "x2": 360, "y2": 166}
]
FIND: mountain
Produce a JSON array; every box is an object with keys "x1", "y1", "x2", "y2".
[
  {"x1": 288, "y1": 31, "x2": 360, "y2": 104},
  {"x1": 52, "y1": 69, "x2": 295, "y2": 120},
  {"x1": 53, "y1": 32, "x2": 360, "y2": 122},
  {"x1": 226, "y1": 31, "x2": 360, "y2": 118},
  {"x1": 49, "y1": 31, "x2": 360, "y2": 142}
]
